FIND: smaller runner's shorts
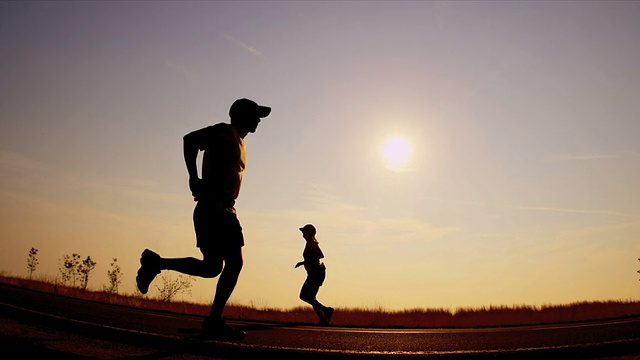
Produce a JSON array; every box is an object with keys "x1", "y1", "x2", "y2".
[
  {"x1": 193, "y1": 200, "x2": 244, "y2": 251},
  {"x1": 305, "y1": 263, "x2": 326, "y2": 286}
]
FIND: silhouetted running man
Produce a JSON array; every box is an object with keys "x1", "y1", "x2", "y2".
[
  {"x1": 135, "y1": 98, "x2": 271, "y2": 340},
  {"x1": 295, "y1": 224, "x2": 334, "y2": 325}
]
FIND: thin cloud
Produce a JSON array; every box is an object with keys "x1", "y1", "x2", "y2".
[
  {"x1": 424, "y1": 195, "x2": 635, "y2": 219},
  {"x1": 0, "y1": 149, "x2": 179, "y2": 204},
  {"x1": 1, "y1": 191, "x2": 131, "y2": 224},
  {"x1": 222, "y1": 33, "x2": 265, "y2": 59},
  {"x1": 384, "y1": 163, "x2": 417, "y2": 173},
  {"x1": 480, "y1": 233, "x2": 503, "y2": 238},
  {"x1": 0, "y1": 150, "x2": 48, "y2": 171},
  {"x1": 244, "y1": 185, "x2": 462, "y2": 245},
  {"x1": 369, "y1": 217, "x2": 461, "y2": 243},
  {"x1": 555, "y1": 218, "x2": 640, "y2": 242},
  {"x1": 164, "y1": 60, "x2": 195, "y2": 80},
  {"x1": 546, "y1": 153, "x2": 619, "y2": 162},
  {"x1": 517, "y1": 205, "x2": 634, "y2": 218},
  {"x1": 67, "y1": 176, "x2": 181, "y2": 203}
]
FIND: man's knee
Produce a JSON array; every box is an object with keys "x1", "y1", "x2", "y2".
[
  {"x1": 198, "y1": 258, "x2": 223, "y2": 278},
  {"x1": 223, "y1": 249, "x2": 244, "y2": 274},
  {"x1": 202, "y1": 263, "x2": 223, "y2": 278},
  {"x1": 223, "y1": 260, "x2": 243, "y2": 276}
]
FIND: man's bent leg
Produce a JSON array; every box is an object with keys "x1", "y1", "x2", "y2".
[{"x1": 161, "y1": 256, "x2": 223, "y2": 278}]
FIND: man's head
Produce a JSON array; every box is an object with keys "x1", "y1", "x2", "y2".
[{"x1": 229, "y1": 98, "x2": 271, "y2": 135}]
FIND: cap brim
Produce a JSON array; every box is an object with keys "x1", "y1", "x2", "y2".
[{"x1": 257, "y1": 106, "x2": 271, "y2": 118}]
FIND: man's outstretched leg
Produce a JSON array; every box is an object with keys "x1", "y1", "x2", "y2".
[{"x1": 200, "y1": 247, "x2": 246, "y2": 340}]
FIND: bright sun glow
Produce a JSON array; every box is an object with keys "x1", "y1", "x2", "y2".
[{"x1": 382, "y1": 136, "x2": 412, "y2": 171}]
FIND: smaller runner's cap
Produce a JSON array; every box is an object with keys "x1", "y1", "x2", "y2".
[{"x1": 299, "y1": 224, "x2": 316, "y2": 235}]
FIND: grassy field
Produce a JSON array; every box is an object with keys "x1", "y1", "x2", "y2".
[{"x1": 2, "y1": 274, "x2": 639, "y2": 328}]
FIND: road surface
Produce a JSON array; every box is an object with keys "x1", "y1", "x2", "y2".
[{"x1": 1, "y1": 283, "x2": 639, "y2": 359}]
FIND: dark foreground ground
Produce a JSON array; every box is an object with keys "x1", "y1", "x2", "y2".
[{"x1": 1, "y1": 283, "x2": 639, "y2": 359}]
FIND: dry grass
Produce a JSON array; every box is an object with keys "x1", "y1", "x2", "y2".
[{"x1": 2, "y1": 273, "x2": 639, "y2": 328}]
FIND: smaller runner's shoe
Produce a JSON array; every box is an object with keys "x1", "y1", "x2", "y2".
[
  {"x1": 135, "y1": 249, "x2": 161, "y2": 294},
  {"x1": 318, "y1": 307, "x2": 334, "y2": 326},
  {"x1": 325, "y1": 307, "x2": 335, "y2": 323}
]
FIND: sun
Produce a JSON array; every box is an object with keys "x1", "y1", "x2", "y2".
[{"x1": 382, "y1": 136, "x2": 412, "y2": 171}]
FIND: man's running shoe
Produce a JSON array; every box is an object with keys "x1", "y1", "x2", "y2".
[
  {"x1": 135, "y1": 249, "x2": 160, "y2": 294},
  {"x1": 201, "y1": 317, "x2": 246, "y2": 341}
]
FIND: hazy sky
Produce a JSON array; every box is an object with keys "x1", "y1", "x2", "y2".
[{"x1": 2, "y1": 1, "x2": 640, "y2": 312}]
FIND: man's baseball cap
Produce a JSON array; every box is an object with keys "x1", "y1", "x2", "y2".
[
  {"x1": 229, "y1": 98, "x2": 271, "y2": 119},
  {"x1": 299, "y1": 224, "x2": 316, "y2": 235}
]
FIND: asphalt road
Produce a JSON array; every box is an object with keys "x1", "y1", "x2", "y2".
[{"x1": 1, "y1": 283, "x2": 639, "y2": 359}]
